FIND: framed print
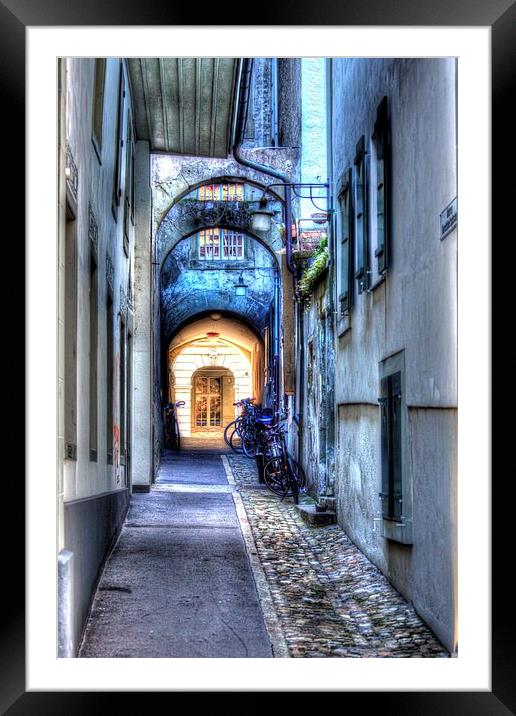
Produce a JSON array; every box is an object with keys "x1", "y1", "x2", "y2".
[{"x1": 5, "y1": 0, "x2": 510, "y2": 710}]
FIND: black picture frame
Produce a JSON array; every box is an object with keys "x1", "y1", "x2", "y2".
[{"x1": 5, "y1": 0, "x2": 510, "y2": 711}]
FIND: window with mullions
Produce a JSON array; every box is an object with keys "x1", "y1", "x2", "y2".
[
  {"x1": 198, "y1": 184, "x2": 244, "y2": 201},
  {"x1": 194, "y1": 377, "x2": 221, "y2": 427},
  {"x1": 354, "y1": 136, "x2": 369, "y2": 294},
  {"x1": 198, "y1": 228, "x2": 245, "y2": 261}
]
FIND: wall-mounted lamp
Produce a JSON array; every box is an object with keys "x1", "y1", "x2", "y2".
[
  {"x1": 234, "y1": 272, "x2": 248, "y2": 297},
  {"x1": 250, "y1": 197, "x2": 275, "y2": 233}
]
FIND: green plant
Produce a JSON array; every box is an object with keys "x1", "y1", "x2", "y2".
[
  {"x1": 292, "y1": 249, "x2": 316, "y2": 261},
  {"x1": 298, "y1": 237, "x2": 329, "y2": 298}
]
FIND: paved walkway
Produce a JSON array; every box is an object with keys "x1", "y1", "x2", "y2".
[
  {"x1": 79, "y1": 448, "x2": 449, "y2": 658},
  {"x1": 228, "y1": 454, "x2": 449, "y2": 658},
  {"x1": 78, "y1": 448, "x2": 274, "y2": 658}
]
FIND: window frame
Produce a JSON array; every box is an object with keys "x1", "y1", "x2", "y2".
[
  {"x1": 112, "y1": 61, "x2": 125, "y2": 221},
  {"x1": 197, "y1": 183, "x2": 244, "y2": 202},
  {"x1": 123, "y1": 109, "x2": 134, "y2": 256},
  {"x1": 89, "y1": 250, "x2": 98, "y2": 462},
  {"x1": 337, "y1": 167, "x2": 354, "y2": 317},
  {"x1": 353, "y1": 135, "x2": 370, "y2": 294},
  {"x1": 91, "y1": 58, "x2": 106, "y2": 162},
  {"x1": 372, "y1": 96, "x2": 390, "y2": 277},
  {"x1": 378, "y1": 350, "x2": 413, "y2": 544},
  {"x1": 198, "y1": 228, "x2": 245, "y2": 262}
]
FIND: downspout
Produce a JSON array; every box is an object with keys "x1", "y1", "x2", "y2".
[
  {"x1": 231, "y1": 57, "x2": 304, "y2": 453},
  {"x1": 231, "y1": 59, "x2": 296, "y2": 277}
]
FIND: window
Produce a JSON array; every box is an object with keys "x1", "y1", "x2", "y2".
[
  {"x1": 106, "y1": 293, "x2": 113, "y2": 465},
  {"x1": 198, "y1": 183, "x2": 244, "y2": 201},
  {"x1": 379, "y1": 371, "x2": 403, "y2": 522},
  {"x1": 353, "y1": 135, "x2": 370, "y2": 294},
  {"x1": 123, "y1": 112, "x2": 134, "y2": 256},
  {"x1": 337, "y1": 168, "x2": 354, "y2": 314},
  {"x1": 194, "y1": 376, "x2": 221, "y2": 427},
  {"x1": 271, "y1": 59, "x2": 280, "y2": 147},
  {"x1": 378, "y1": 351, "x2": 412, "y2": 544},
  {"x1": 198, "y1": 228, "x2": 245, "y2": 260},
  {"x1": 119, "y1": 319, "x2": 126, "y2": 465},
  {"x1": 89, "y1": 252, "x2": 98, "y2": 462},
  {"x1": 112, "y1": 63, "x2": 125, "y2": 219},
  {"x1": 91, "y1": 59, "x2": 106, "y2": 159},
  {"x1": 64, "y1": 203, "x2": 77, "y2": 460},
  {"x1": 372, "y1": 97, "x2": 390, "y2": 276}
]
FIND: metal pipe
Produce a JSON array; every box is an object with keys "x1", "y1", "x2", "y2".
[{"x1": 231, "y1": 59, "x2": 296, "y2": 276}]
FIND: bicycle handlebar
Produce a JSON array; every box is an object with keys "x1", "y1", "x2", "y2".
[{"x1": 233, "y1": 397, "x2": 256, "y2": 406}]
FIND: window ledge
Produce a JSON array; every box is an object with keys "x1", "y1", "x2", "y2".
[
  {"x1": 337, "y1": 315, "x2": 351, "y2": 338},
  {"x1": 368, "y1": 275, "x2": 386, "y2": 293},
  {"x1": 381, "y1": 517, "x2": 413, "y2": 544}
]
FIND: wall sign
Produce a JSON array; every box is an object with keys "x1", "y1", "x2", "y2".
[{"x1": 440, "y1": 197, "x2": 458, "y2": 240}]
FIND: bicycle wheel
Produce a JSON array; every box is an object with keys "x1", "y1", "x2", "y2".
[
  {"x1": 224, "y1": 419, "x2": 238, "y2": 447},
  {"x1": 263, "y1": 456, "x2": 292, "y2": 497},
  {"x1": 171, "y1": 417, "x2": 180, "y2": 451},
  {"x1": 224, "y1": 418, "x2": 244, "y2": 447},
  {"x1": 229, "y1": 426, "x2": 244, "y2": 454},
  {"x1": 287, "y1": 454, "x2": 306, "y2": 491},
  {"x1": 242, "y1": 429, "x2": 258, "y2": 459},
  {"x1": 286, "y1": 455, "x2": 299, "y2": 505}
]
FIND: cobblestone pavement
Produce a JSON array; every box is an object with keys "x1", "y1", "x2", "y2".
[{"x1": 227, "y1": 453, "x2": 449, "y2": 658}]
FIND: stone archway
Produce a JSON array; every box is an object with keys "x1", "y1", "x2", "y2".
[
  {"x1": 155, "y1": 177, "x2": 285, "y2": 269},
  {"x1": 168, "y1": 315, "x2": 263, "y2": 441}
]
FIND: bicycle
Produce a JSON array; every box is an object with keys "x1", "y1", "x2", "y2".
[
  {"x1": 164, "y1": 401, "x2": 185, "y2": 451},
  {"x1": 224, "y1": 398, "x2": 257, "y2": 453},
  {"x1": 262, "y1": 423, "x2": 305, "y2": 504}
]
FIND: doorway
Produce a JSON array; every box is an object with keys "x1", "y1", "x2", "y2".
[{"x1": 191, "y1": 367, "x2": 235, "y2": 435}]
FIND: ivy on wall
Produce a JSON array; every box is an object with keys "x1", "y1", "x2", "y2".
[{"x1": 298, "y1": 236, "x2": 328, "y2": 298}]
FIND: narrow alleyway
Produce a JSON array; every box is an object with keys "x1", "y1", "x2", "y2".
[{"x1": 79, "y1": 449, "x2": 449, "y2": 658}]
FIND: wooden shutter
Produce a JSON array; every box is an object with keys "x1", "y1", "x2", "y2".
[
  {"x1": 112, "y1": 63, "x2": 125, "y2": 215},
  {"x1": 379, "y1": 376, "x2": 390, "y2": 518},
  {"x1": 354, "y1": 136, "x2": 369, "y2": 293},
  {"x1": 373, "y1": 97, "x2": 390, "y2": 275},
  {"x1": 379, "y1": 371, "x2": 403, "y2": 521},
  {"x1": 338, "y1": 168, "x2": 354, "y2": 313},
  {"x1": 391, "y1": 371, "x2": 403, "y2": 520}
]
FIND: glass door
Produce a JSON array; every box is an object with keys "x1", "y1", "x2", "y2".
[{"x1": 194, "y1": 376, "x2": 222, "y2": 427}]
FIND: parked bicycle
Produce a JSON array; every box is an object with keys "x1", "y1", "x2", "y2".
[
  {"x1": 164, "y1": 400, "x2": 185, "y2": 451},
  {"x1": 224, "y1": 398, "x2": 305, "y2": 503}
]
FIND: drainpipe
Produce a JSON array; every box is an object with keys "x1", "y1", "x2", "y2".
[
  {"x1": 232, "y1": 58, "x2": 304, "y2": 462},
  {"x1": 231, "y1": 59, "x2": 296, "y2": 277}
]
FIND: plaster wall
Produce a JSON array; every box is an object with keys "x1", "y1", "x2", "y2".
[
  {"x1": 58, "y1": 56, "x2": 140, "y2": 654},
  {"x1": 61, "y1": 57, "x2": 136, "y2": 502},
  {"x1": 132, "y1": 140, "x2": 153, "y2": 486},
  {"x1": 171, "y1": 343, "x2": 252, "y2": 437},
  {"x1": 329, "y1": 58, "x2": 457, "y2": 652}
]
